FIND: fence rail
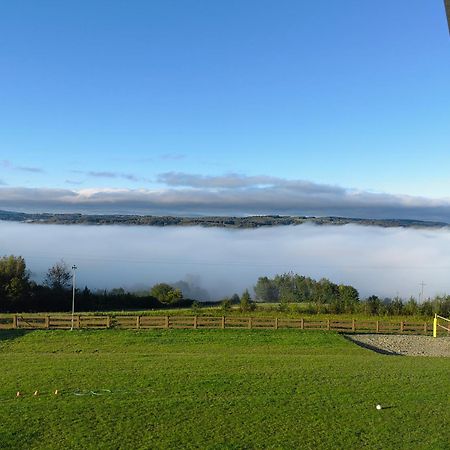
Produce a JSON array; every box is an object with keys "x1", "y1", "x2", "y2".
[
  {"x1": 0, "y1": 314, "x2": 438, "y2": 335},
  {"x1": 433, "y1": 314, "x2": 450, "y2": 337}
]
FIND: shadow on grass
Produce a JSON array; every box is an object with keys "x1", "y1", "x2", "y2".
[
  {"x1": 0, "y1": 330, "x2": 33, "y2": 343},
  {"x1": 343, "y1": 334, "x2": 401, "y2": 356}
]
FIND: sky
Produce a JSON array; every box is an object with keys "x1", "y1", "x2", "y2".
[{"x1": 1, "y1": 1, "x2": 450, "y2": 219}]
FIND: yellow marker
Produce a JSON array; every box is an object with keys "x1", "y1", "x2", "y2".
[
  {"x1": 33, "y1": 390, "x2": 39, "y2": 397},
  {"x1": 433, "y1": 314, "x2": 437, "y2": 338},
  {"x1": 54, "y1": 389, "x2": 59, "y2": 395},
  {"x1": 16, "y1": 391, "x2": 21, "y2": 398}
]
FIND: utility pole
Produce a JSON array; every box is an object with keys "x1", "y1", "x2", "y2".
[
  {"x1": 419, "y1": 281, "x2": 426, "y2": 302},
  {"x1": 71, "y1": 265, "x2": 78, "y2": 331}
]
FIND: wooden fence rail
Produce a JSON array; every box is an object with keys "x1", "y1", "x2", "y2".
[{"x1": 0, "y1": 314, "x2": 438, "y2": 335}]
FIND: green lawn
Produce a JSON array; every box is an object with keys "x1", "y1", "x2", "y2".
[{"x1": 0, "y1": 330, "x2": 449, "y2": 449}]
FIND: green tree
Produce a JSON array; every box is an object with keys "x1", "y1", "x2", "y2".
[
  {"x1": 366, "y1": 295, "x2": 382, "y2": 315},
  {"x1": 277, "y1": 299, "x2": 289, "y2": 312},
  {"x1": 274, "y1": 273, "x2": 297, "y2": 302},
  {"x1": 150, "y1": 283, "x2": 183, "y2": 303},
  {"x1": 220, "y1": 298, "x2": 232, "y2": 312},
  {"x1": 419, "y1": 299, "x2": 433, "y2": 317},
  {"x1": 240, "y1": 289, "x2": 255, "y2": 312},
  {"x1": 388, "y1": 296, "x2": 404, "y2": 316},
  {"x1": 335, "y1": 284, "x2": 359, "y2": 313},
  {"x1": 44, "y1": 260, "x2": 71, "y2": 290},
  {"x1": 230, "y1": 293, "x2": 240, "y2": 304},
  {"x1": 316, "y1": 278, "x2": 338, "y2": 304},
  {"x1": 404, "y1": 297, "x2": 418, "y2": 316},
  {"x1": 254, "y1": 276, "x2": 279, "y2": 302},
  {"x1": 294, "y1": 275, "x2": 313, "y2": 302},
  {"x1": 0, "y1": 255, "x2": 30, "y2": 309},
  {"x1": 110, "y1": 287, "x2": 126, "y2": 296}
]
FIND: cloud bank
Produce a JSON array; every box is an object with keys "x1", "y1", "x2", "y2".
[{"x1": 1, "y1": 173, "x2": 450, "y2": 221}]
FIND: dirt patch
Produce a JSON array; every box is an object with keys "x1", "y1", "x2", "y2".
[{"x1": 346, "y1": 334, "x2": 450, "y2": 357}]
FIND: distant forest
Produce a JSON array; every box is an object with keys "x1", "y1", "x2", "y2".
[
  {"x1": 1, "y1": 255, "x2": 449, "y2": 317},
  {"x1": 0, "y1": 210, "x2": 448, "y2": 229}
]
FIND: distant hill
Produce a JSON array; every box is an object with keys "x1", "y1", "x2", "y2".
[{"x1": 0, "y1": 210, "x2": 448, "y2": 229}]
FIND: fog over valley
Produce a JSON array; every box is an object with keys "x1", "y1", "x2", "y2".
[{"x1": 2, "y1": 221, "x2": 450, "y2": 300}]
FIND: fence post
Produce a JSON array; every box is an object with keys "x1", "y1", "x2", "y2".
[
  {"x1": 106, "y1": 315, "x2": 111, "y2": 329},
  {"x1": 45, "y1": 315, "x2": 50, "y2": 330},
  {"x1": 433, "y1": 314, "x2": 437, "y2": 338},
  {"x1": 352, "y1": 319, "x2": 355, "y2": 332},
  {"x1": 376, "y1": 320, "x2": 379, "y2": 333},
  {"x1": 136, "y1": 316, "x2": 141, "y2": 330},
  {"x1": 423, "y1": 322, "x2": 427, "y2": 335},
  {"x1": 165, "y1": 316, "x2": 169, "y2": 329},
  {"x1": 77, "y1": 315, "x2": 81, "y2": 329},
  {"x1": 274, "y1": 317, "x2": 278, "y2": 330},
  {"x1": 248, "y1": 317, "x2": 252, "y2": 329},
  {"x1": 326, "y1": 319, "x2": 330, "y2": 331},
  {"x1": 193, "y1": 316, "x2": 198, "y2": 329},
  {"x1": 12, "y1": 314, "x2": 18, "y2": 329},
  {"x1": 300, "y1": 318, "x2": 304, "y2": 330},
  {"x1": 221, "y1": 316, "x2": 225, "y2": 329},
  {"x1": 400, "y1": 321, "x2": 404, "y2": 333}
]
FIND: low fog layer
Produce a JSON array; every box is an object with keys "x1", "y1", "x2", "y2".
[{"x1": 1, "y1": 221, "x2": 450, "y2": 300}]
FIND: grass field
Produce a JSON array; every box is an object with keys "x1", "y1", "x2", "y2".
[{"x1": 0, "y1": 329, "x2": 449, "y2": 449}]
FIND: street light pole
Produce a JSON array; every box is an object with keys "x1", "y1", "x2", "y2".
[{"x1": 71, "y1": 265, "x2": 78, "y2": 331}]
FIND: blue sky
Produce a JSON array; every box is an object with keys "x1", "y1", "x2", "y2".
[{"x1": 1, "y1": 1, "x2": 449, "y2": 218}]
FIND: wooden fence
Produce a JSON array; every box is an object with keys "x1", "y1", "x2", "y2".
[{"x1": 0, "y1": 314, "x2": 438, "y2": 335}]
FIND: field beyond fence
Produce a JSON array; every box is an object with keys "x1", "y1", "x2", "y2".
[{"x1": 0, "y1": 314, "x2": 442, "y2": 335}]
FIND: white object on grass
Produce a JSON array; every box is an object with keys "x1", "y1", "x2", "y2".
[{"x1": 376, "y1": 404, "x2": 382, "y2": 410}]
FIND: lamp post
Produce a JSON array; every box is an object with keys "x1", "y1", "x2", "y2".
[{"x1": 71, "y1": 265, "x2": 77, "y2": 331}]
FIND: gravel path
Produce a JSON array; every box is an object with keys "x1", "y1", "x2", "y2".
[{"x1": 346, "y1": 334, "x2": 450, "y2": 357}]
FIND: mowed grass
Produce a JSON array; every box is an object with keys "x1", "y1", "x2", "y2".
[{"x1": 0, "y1": 330, "x2": 449, "y2": 449}]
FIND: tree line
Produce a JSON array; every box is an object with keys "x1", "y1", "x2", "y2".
[
  {"x1": 2, "y1": 210, "x2": 446, "y2": 229},
  {"x1": 254, "y1": 273, "x2": 359, "y2": 313},
  {"x1": 0, "y1": 255, "x2": 193, "y2": 313},
  {"x1": 0, "y1": 255, "x2": 449, "y2": 317},
  {"x1": 252, "y1": 273, "x2": 450, "y2": 316}
]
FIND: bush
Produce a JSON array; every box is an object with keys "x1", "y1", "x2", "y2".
[
  {"x1": 240, "y1": 290, "x2": 256, "y2": 312},
  {"x1": 220, "y1": 298, "x2": 232, "y2": 312},
  {"x1": 150, "y1": 283, "x2": 183, "y2": 304}
]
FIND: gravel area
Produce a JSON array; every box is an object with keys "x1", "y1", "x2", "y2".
[{"x1": 346, "y1": 334, "x2": 450, "y2": 357}]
